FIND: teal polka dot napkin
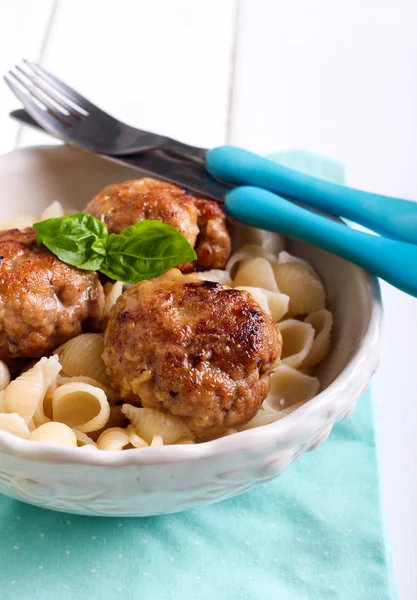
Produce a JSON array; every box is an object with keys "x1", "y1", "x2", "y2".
[
  {"x1": 0, "y1": 391, "x2": 397, "y2": 600},
  {"x1": 0, "y1": 152, "x2": 397, "y2": 599}
]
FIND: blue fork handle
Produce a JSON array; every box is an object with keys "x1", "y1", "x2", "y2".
[
  {"x1": 225, "y1": 186, "x2": 417, "y2": 297},
  {"x1": 206, "y1": 146, "x2": 417, "y2": 245}
]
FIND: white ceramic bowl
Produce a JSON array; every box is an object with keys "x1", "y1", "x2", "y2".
[{"x1": 0, "y1": 145, "x2": 382, "y2": 517}]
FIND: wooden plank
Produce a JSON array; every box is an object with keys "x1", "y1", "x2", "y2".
[
  {"x1": 19, "y1": 0, "x2": 237, "y2": 150},
  {"x1": 0, "y1": 0, "x2": 56, "y2": 154}
]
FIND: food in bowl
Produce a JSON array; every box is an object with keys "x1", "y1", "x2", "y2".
[{"x1": 0, "y1": 178, "x2": 333, "y2": 450}]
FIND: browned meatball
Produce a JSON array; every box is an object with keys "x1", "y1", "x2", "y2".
[
  {"x1": 103, "y1": 269, "x2": 281, "y2": 438},
  {"x1": 85, "y1": 178, "x2": 231, "y2": 272},
  {"x1": 0, "y1": 228, "x2": 104, "y2": 360}
]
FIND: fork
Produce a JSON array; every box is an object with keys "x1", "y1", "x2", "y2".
[{"x1": 6, "y1": 61, "x2": 417, "y2": 297}]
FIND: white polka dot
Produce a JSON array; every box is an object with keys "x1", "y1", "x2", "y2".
[
  {"x1": 142, "y1": 539, "x2": 148, "y2": 543},
  {"x1": 292, "y1": 502, "x2": 297, "y2": 507},
  {"x1": 248, "y1": 576, "x2": 253, "y2": 581},
  {"x1": 318, "y1": 515, "x2": 325, "y2": 520},
  {"x1": 194, "y1": 540, "x2": 199, "y2": 546},
  {"x1": 270, "y1": 523, "x2": 276, "y2": 528},
  {"x1": 329, "y1": 584, "x2": 335, "y2": 590},
  {"x1": 167, "y1": 524, "x2": 173, "y2": 529},
  {"x1": 221, "y1": 560, "x2": 226, "y2": 565},
  {"x1": 13, "y1": 545, "x2": 19, "y2": 550},
  {"x1": 370, "y1": 510, "x2": 375, "y2": 515},
  {"x1": 10, "y1": 580, "x2": 16, "y2": 585},
  {"x1": 299, "y1": 572, "x2": 305, "y2": 577},
  {"x1": 356, "y1": 428, "x2": 362, "y2": 433},
  {"x1": 324, "y1": 551, "x2": 329, "y2": 556},
  {"x1": 91, "y1": 536, "x2": 96, "y2": 540},
  {"x1": 265, "y1": 490, "x2": 270, "y2": 495},
  {"x1": 91, "y1": 569, "x2": 96, "y2": 574},
  {"x1": 273, "y1": 558, "x2": 279, "y2": 563},
  {"x1": 117, "y1": 588, "x2": 123, "y2": 592},
  {"x1": 245, "y1": 541, "x2": 251, "y2": 546},
  {"x1": 218, "y1": 524, "x2": 224, "y2": 529},
  {"x1": 376, "y1": 545, "x2": 381, "y2": 551},
  {"x1": 170, "y1": 592, "x2": 175, "y2": 596},
  {"x1": 296, "y1": 538, "x2": 301, "y2": 543},
  {"x1": 365, "y1": 484, "x2": 371, "y2": 489},
  {"x1": 346, "y1": 529, "x2": 352, "y2": 533},
  {"x1": 117, "y1": 553, "x2": 123, "y2": 559},
  {"x1": 382, "y1": 580, "x2": 387, "y2": 585},
  {"x1": 66, "y1": 521, "x2": 71, "y2": 525},
  {"x1": 63, "y1": 585, "x2": 69, "y2": 590},
  {"x1": 143, "y1": 572, "x2": 149, "y2": 576},
  {"x1": 343, "y1": 499, "x2": 349, "y2": 504},
  {"x1": 169, "y1": 557, "x2": 175, "y2": 562},
  {"x1": 196, "y1": 576, "x2": 201, "y2": 581},
  {"x1": 352, "y1": 567, "x2": 358, "y2": 572},
  {"x1": 15, "y1": 516, "x2": 21, "y2": 520},
  {"x1": 39, "y1": 533, "x2": 45, "y2": 538},
  {"x1": 192, "y1": 510, "x2": 197, "y2": 515},
  {"x1": 65, "y1": 550, "x2": 71, "y2": 555},
  {"x1": 117, "y1": 523, "x2": 122, "y2": 527},
  {"x1": 38, "y1": 566, "x2": 44, "y2": 570},
  {"x1": 241, "y1": 510, "x2": 247, "y2": 515}
]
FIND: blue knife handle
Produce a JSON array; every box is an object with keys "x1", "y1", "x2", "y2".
[
  {"x1": 225, "y1": 186, "x2": 417, "y2": 297},
  {"x1": 206, "y1": 146, "x2": 417, "y2": 244}
]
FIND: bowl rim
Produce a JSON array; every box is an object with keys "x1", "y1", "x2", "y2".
[{"x1": 0, "y1": 144, "x2": 383, "y2": 467}]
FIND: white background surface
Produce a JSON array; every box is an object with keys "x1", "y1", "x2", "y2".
[{"x1": 0, "y1": 1, "x2": 417, "y2": 598}]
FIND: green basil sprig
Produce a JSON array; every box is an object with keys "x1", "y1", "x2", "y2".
[{"x1": 33, "y1": 213, "x2": 197, "y2": 284}]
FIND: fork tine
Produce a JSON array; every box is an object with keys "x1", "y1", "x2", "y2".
[
  {"x1": 8, "y1": 69, "x2": 75, "y2": 126},
  {"x1": 23, "y1": 59, "x2": 94, "y2": 113},
  {"x1": 4, "y1": 73, "x2": 73, "y2": 139},
  {"x1": 15, "y1": 65, "x2": 84, "y2": 121}
]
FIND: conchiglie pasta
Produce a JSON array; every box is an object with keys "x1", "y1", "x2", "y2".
[
  {"x1": 4, "y1": 356, "x2": 61, "y2": 426},
  {"x1": 39, "y1": 200, "x2": 65, "y2": 221},
  {"x1": 272, "y1": 262, "x2": 325, "y2": 316},
  {"x1": 267, "y1": 364, "x2": 320, "y2": 409},
  {"x1": 226, "y1": 245, "x2": 278, "y2": 277},
  {"x1": 57, "y1": 375, "x2": 118, "y2": 404},
  {"x1": 126, "y1": 424, "x2": 148, "y2": 448},
  {"x1": 52, "y1": 382, "x2": 110, "y2": 433},
  {"x1": 150, "y1": 435, "x2": 164, "y2": 447},
  {"x1": 103, "y1": 281, "x2": 124, "y2": 323},
  {"x1": 97, "y1": 427, "x2": 131, "y2": 451},
  {"x1": 73, "y1": 429, "x2": 97, "y2": 447},
  {"x1": 0, "y1": 391, "x2": 5, "y2": 412},
  {"x1": 0, "y1": 413, "x2": 31, "y2": 438},
  {"x1": 0, "y1": 360, "x2": 10, "y2": 391},
  {"x1": 277, "y1": 251, "x2": 319, "y2": 276},
  {"x1": 234, "y1": 286, "x2": 270, "y2": 315},
  {"x1": 0, "y1": 214, "x2": 36, "y2": 231},
  {"x1": 122, "y1": 405, "x2": 192, "y2": 445},
  {"x1": 230, "y1": 220, "x2": 285, "y2": 254},
  {"x1": 29, "y1": 422, "x2": 77, "y2": 446},
  {"x1": 234, "y1": 257, "x2": 279, "y2": 292},
  {"x1": 194, "y1": 270, "x2": 233, "y2": 286},
  {"x1": 303, "y1": 309, "x2": 333, "y2": 367},
  {"x1": 278, "y1": 319, "x2": 315, "y2": 369},
  {"x1": 57, "y1": 334, "x2": 110, "y2": 386}
]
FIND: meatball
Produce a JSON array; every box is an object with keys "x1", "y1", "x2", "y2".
[
  {"x1": 103, "y1": 269, "x2": 282, "y2": 438},
  {"x1": 0, "y1": 228, "x2": 104, "y2": 360},
  {"x1": 85, "y1": 178, "x2": 231, "y2": 271}
]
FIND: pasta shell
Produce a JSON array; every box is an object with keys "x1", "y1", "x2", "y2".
[
  {"x1": 303, "y1": 309, "x2": 333, "y2": 367},
  {"x1": 5, "y1": 356, "x2": 61, "y2": 425},
  {"x1": 57, "y1": 334, "x2": 110, "y2": 386},
  {"x1": 150, "y1": 435, "x2": 164, "y2": 447},
  {"x1": 194, "y1": 270, "x2": 233, "y2": 286},
  {"x1": 267, "y1": 364, "x2": 320, "y2": 409},
  {"x1": 0, "y1": 391, "x2": 5, "y2": 412},
  {"x1": 234, "y1": 286, "x2": 270, "y2": 315},
  {"x1": 72, "y1": 429, "x2": 97, "y2": 447},
  {"x1": 0, "y1": 214, "x2": 35, "y2": 230},
  {"x1": 89, "y1": 406, "x2": 126, "y2": 442},
  {"x1": 230, "y1": 221, "x2": 285, "y2": 254},
  {"x1": 122, "y1": 405, "x2": 193, "y2": 445},
  {"x1": 226, "y1": 245, "x2": 278, "y2": 277},
  {"x1": 0, "y1": 413, "x2": 31, "y2": 439},
  {"x1": 234, "y1": 257, "x2": 279, "y2": 292},
  {"x1": 38, "y1": 200, "x2": 65, "y2": 221},
  {"x1": 52, "y1": 382, "x2": 110, "y2": 433},
  {"x1": 29, "y1": 422, "x2": 77, "y2": 447},
  {"x1": 103, "y1": 281, "x2": 124, "y2": 325},
  {"x1": 97, "y1": 427, "x2": 130, "y2": 451},
  {"x1": 273, "y1": 262, "x2": 325, "y2": 316},
  {"x1": 126, "y1": 424, "x2": 148, "y2": 448},
  {"x1": 0, "y1": 360, "x2": 10, "y2": 391},
  {"x1": 57, "y1": 375, "x2": 119, "y2": 404},
  {"x1": 278, "y1": 319, "x2": 315, "y2": 369},
  {"x1": 277, "y1": 251, "x2": 319, "y2": 276}
]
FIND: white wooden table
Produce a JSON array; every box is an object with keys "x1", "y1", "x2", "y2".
[{"x1": 1, "y1": 1, "x2": 417, "y2": 598}]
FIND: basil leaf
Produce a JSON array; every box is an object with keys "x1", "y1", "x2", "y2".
[
  {"x1": 34, "y1": 213, "x2": 108, "y2": 271},
  {"x1": 100, "y1": 220, "x2": 197, "y2": 284}
]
